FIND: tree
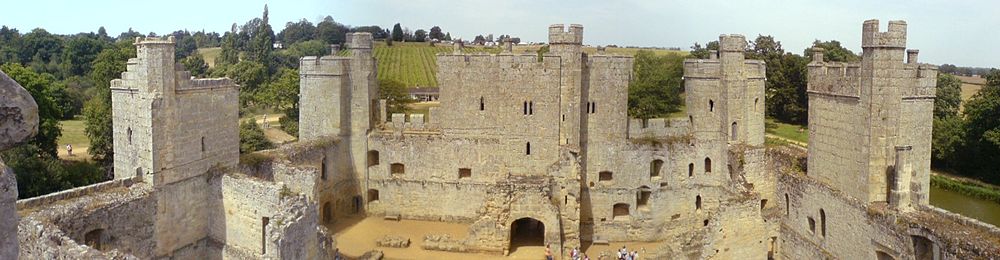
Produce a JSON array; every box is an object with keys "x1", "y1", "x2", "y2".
[
  {"x1": 316, "y1": 16, "x2": 349, "y2": 44},
  {"x1": 746, "y1": 35, "x2": 810, "y2": 124},
  {"x1": 217, "y1": 30, "x2": 240, "y2": 66},
  {"x1": 414, "y1": 29, "x2": 427, "y2": 42},
  {"x1": 279, "y1": 19, "x2": 316, "y2": 45},
  {"x1": 283, "y1": 39, "x2": 330, "y2": 58},
  {"x1": 84, "y1": 40, "x2": 135, "y2": 169},
  {"x1": 353, "y1": 26, "x2": 387, "y2": 39},
  {"x1": 391, "y1": 23, "x2": 404, "y2": 42},
  {"x1": 1, "y1": 63, "x2": 64, "y2": 156},
  {"x1": 379, "y1": 78, "x2": 415, "y2": 114},
  {"x1": 225, "y1": 60, "x2": 268, "y2": 106},
  {"x1": 444, "y1": 32, "x2": 452, "y2": 41},
  {"x1": 239, "y1": 119, "x2": 273, "y2": 153},
  {"x1": 61, "y1": 35, "x2": 107, "y2": 76},
  {"x1": 628, "y1": 50, "x2": 685, "y2": 119},
  {"x1": 181, "y1": 53, "x2": 209, "y2": 77},
  {"x1": 689, "y1": 41, "x2": 719, "y2": 59},
  {"x1": 174, "y1": 33, "x2": 198, "y2": 60},
  {"x1": 805, "y1": 40, "x2": 859, "y2": 62},
  {"x1": 0, "y1": 26, "x2": 22, "y2": 64},
  {"x1": 934, "y1": 73, "x2": 962, "y2": 119},
  {"x1": 429, "y1": 26, "x2": 444, "y2": 40},
  {"x1": 956, "y1": 69, "x2": 1000, "y2": 183}
]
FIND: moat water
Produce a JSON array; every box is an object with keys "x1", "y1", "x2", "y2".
[{"x1": 930, "y1": 186, "x2": 1000, "y2": 227}]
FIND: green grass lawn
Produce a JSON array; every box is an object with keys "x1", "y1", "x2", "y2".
[
  {"x1": 198, "y1": 47, "x2": 222, "y2": 67},
  {"x1": 56, "y1": 118, "x2": 91, "y2": 160},
  {"x1": 765, "y1": 118, "x2": 808, "y2": 144}
]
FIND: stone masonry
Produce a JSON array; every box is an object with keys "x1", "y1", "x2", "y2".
[{"x1": 4, "y1": 19, "x2": 999, "y2": 260}]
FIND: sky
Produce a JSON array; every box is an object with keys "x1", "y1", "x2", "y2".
[{"x1": 4, "y1": 0, "x2": 998, "y2": 68}]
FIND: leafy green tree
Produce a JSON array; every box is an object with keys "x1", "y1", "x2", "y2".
[
  {"x1": 217, "y1": 29, "x2": 240, "y2": 67},
  {"x1": 745, "y1": 35, "x2": 811, "y2": 124},
  {"x1": 284, "y1": 40, "x2": 330, "y2": 58},
  {"x1": 225, "y1": 60, "x2": 268, "y2": 106},
  {"x1": 61, "y1": 36, "x2": 107, "y2": 76},
  {"x1": 805, "y1": 40, "x2": 860, "y2": 62},
  {"x1": 0, "y1": 26, "x2": 23, "y2": 64},
  {"x1": 279, "y1": 19, "x2": 316, "y2": 45},
  {"x1": 245, "y1": 5, "x2": 275, "y2": 71},
  {"x1": 934, "y1": 73, "x2": 962, "y2": 119},
  {"x1": 628, "y1": 50, "x2": 685, "y2": 119},
  {"x1": 414, "y1": 29, "x2": 427, "y2": 42},
  {"x1": 84, "y1": 40, "x2": 135, "y2": 169},
  {"x1": 932, "y1": 116, "x2": 965, "y2": 169},
  {"x1": 1, "y1": 64, "x2": 63, "y2": 155},
  {"x1": 391, "y1": 23, "x2": 404, "y2": 42},
  {"x1": 240, "y1": 119, "x2": 273, "y2": 153},
  {"x1": 19, "y1": 28, "x2": 63, "y2": 68},
  {"x1": 690, "y1": 41, "x2": 719, "y2": 59},
  {"x1": 379, "y1": 78, "x2": 415, "y2": 114},
  {"x1": 959, "y1": 69, "x2": 1000, "y2": 183},
  {"x1": 316, "y1": 16, "x2": 349, "y2": 44},
  {"x1": 429, "y1": 26, "x2": 444, "y2": 41},
  {"x1": 175, "y1": 33, "x2": 198, "y2": 60},
  {"x1": 181, "y1": 53, "x2": 209, "y2": 77}
]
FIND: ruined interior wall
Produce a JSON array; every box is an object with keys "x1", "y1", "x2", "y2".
[
  {"x1": 154, "y1": 173, "x2": 216, "y2": 257},
  {"x1": 0, "y1": 162, "x2": 17, "y2": 259},
  {"x1": 157, "y1": 88, "x2": 239, "y2": 185},
  {"x1": 17, "y1": 179, "x2": 153, "y2": 259},
  {"x1": 702, "y1": 198, "x2": 768, "y2": 259},
  {"x1": 806, "y1": 93, "x2": 868, "y2": 201},
  {"x1": 465, "y1": 178, "x2": 562, "y2": 253},
  {"x1": 213, "y1": 173, "x2": 327, "y2": 259},
  {"x1": 626, "y1": 118, "x2": 691, "y2": 139},
  {"x1": 899, "y1": 98, "x2": 934, "y2": 205}
]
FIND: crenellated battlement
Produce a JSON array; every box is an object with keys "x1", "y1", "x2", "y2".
[
  {"x1": 862, "y1": 19, "x2": 906, "y2": 49},
  {"x1": 299, "y1": 56, "x2": 350, "y2": 76},
  {"x1": 626, "y1": 117, "x2": 692, "y2": 139},
  {"x1": 807, "y1": 61, "x2": 862, "y2": 98},
  {"x1": 548, "y1": 24, "x2": 583, "y2": 45}
]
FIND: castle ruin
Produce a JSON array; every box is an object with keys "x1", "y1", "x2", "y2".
[{"x1": 0, "y1": 19, "x2": 997, "y2": 259}]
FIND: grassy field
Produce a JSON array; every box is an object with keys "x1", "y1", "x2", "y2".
[
  {"x1": 56, "y1": 119, "x2": 91, "y2": 161},
  {"x1": 198, "y1": 47, "x2": 222, "y2": 68},
  {"x1": 931, "y1": 173, "x2": 1000, "y2": 203},
  {"x1": 956, "y1": 75, "x2": 986, "y2": 113},
  {"x1": 765, "y1": 118, "x2": 808, "y2": 144}
]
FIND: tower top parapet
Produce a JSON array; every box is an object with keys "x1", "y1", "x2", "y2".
[
  {"x1": 862, "y1": 19, "x2": 906, "y2": 49},
  {"x1": 719, "y1": 34, "x2": 746, "y2": 52},
  {"x1": 347, "y1": 33, "x2": 373, "y2": 49},
  {"x1": 548, "y1": 24, "x2": 583, "y2": 45}
]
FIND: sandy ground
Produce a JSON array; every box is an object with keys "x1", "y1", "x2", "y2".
[{"x1": 328, "y1": 216, "x2": 659, "y2": 260}]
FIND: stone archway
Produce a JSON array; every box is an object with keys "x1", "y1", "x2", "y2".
[{"x1": 509, "y1": 217, "x2": 545, "y2": 253}]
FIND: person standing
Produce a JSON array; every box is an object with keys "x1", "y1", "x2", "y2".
[{"x1": 66, "y1": 144, "x2": 73, "y2": 156}]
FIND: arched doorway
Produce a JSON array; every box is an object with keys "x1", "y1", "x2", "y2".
[{"x1": 509, "y1": 218, "x2": 545, "y2": 253}]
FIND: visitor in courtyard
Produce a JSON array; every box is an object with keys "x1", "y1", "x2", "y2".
[{"x1": 545, "y1": 244, "x2": 553, "y2": 260}]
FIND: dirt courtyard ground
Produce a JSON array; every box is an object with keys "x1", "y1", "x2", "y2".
[{"x1": 327, "y1": 216, "x2": 659, "y2": 260}]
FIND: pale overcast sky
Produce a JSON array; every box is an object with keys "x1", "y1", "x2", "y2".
[{"x1": 4, "y1": 0, "x2": 998, "y2": 67}]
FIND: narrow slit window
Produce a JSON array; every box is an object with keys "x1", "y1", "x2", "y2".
[
  {"x1": 696, "y1": 195, "x2": 702, "y2": 210},
  {"x1": 523, "y1": 101, "x2": 528, "y2": 115},
  {"x1": 705, "y1": 157, "x2": 712, "y2": 173},
  {"x1": 529, "y1": 101, "x2": 534, "y2": 115},
  {"x1": 709, "y1": 100, "x2": 714, "y2": 112},
  {"x1": 688, "y1": 163, "x2": 694, "y2": 177},
  {"x1": 480, "y1": 96, "x2": 485, "y2": 111},
  {"x1": 201, "y1": 136, "x2": 206, "y2": 152},
  {"x1": 526, "y1": 142, "x2": 531, "y2": 155}
]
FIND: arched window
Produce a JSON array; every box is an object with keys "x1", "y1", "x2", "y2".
[
  {"x1": 705, "y1": 157, "x2": 712, "y2": 173},
  {"x1": 820, "y1": 209, "x2": 827, "y2": 237},
  {"x1": 709, "y1": 100, "x2": 715, "y2": 112},
  {"x1": 637, "y1": 186, "x2": 651, "y2": 210},
  {"x1": 84, "y1": 228, "x2": 105, "y2": 250},
  {"x1": 696, "y1": 195, "x2": 702, "y2": 210},
  {"x1": 320, "y1": 156, "x2": 328, "y2": 180},
  {"x1": 688, "y1": 163, "x2": 694, "y2": 177},
  {"x1": 613, "y1": 203, "x2": 630, "y2": 218},
  {"x1": 785, "y1": 193, "x2": 790, "y2": 215},
  {"x1": 650, "y1": 159, "x2": 663, "y2": 178},
  {"x1": 731, "y1": 122, "x2": 738, "y2": 140},
  {"x1": 390, "y1": 163, "x2": 405, "y2": 175}
]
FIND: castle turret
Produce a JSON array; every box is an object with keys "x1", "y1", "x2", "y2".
[
  {"x1": 549, "y1": 24, "x2": 585, "y2": 148},
  {"x1": 131, "y1": 36, "x2": 178, "y2": 96}
]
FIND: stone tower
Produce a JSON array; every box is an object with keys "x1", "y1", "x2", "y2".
[
  {"x1": 684, "y1": 34, "x2": 766, "y2": 146},
  {"x1": 111, "y1": 36, "x2": 240, "y2": 256},
  {"x1": 548, "y1": 24, "x2": 586, "y2": 147},
  {"x1": 806, "y1": 19, "x2": 936, "y2": 205}
]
